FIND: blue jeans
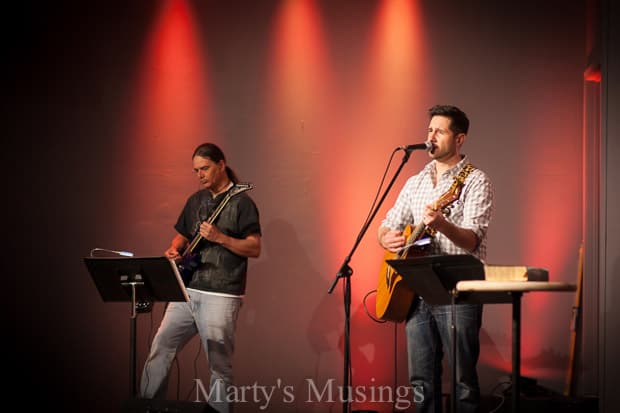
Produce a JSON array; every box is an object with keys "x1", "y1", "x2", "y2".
[
  {"x1": 140, "y1": 290, "x2": 242, "y2": 413},
  {"x1": 405, "y1": 297, "x2": 482, "y2": 413}
]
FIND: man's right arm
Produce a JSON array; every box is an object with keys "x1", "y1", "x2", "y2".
[
  {"x1": 377, "y1": 226, "x2": 390, "y2": 248},
  {"x1": 165, "y1": 234, "x2": 189, "y2": 260},
  {"x1": 378, "y1": 226, "x2": 405, "y2": 253}
]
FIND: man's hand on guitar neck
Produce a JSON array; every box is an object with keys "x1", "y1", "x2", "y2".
[
  {"x1": 422, "y1": 204, "x2": 480, "y2": 252},
  {"x1": 422, "y1": 204, "x2": 448, "y2": 232}
]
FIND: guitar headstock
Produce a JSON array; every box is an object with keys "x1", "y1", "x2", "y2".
[
  {"x1": 229, "y1": 182, "x2": 255, "y2": 197},
  {"x1": 435, "y1": 181, "x2": 463, "y2": 209},
  {"x1": 432, "y1": 164, "x2": 475, "y2": 211}
]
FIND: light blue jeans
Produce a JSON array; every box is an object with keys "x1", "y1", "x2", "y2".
[
  {"x1": 405, "y1": 297, "x2": 482, "y2": 413},
  {"x1": 140, "y1": 290, "x2": 242, "y2": 413}
]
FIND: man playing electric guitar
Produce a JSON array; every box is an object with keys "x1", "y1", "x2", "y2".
[
  {"x1": 377, "y1": 105, "x2": 493, "y2": 413},
  {"x1": 140, "y1": 143, "x2": 261, "y2": 413}
]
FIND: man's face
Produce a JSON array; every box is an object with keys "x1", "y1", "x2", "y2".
[
  {"x1": 192, "y1": 156, "x2": 225, "y2": 189},
  {"x1": 427, "y1": 115, "x2": 463, "y2": 161}
]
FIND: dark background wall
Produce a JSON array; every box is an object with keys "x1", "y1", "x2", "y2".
[{"x1": 7, "y1": 1, "x2": 614, "y2": 412}]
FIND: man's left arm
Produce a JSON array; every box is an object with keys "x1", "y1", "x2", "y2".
[
  {"x1": 428, "y1": 216, "x2": 479, "y2": 252},
  {"x1": 218, "y1": 232, "x2": 261, "y2": 258},
  {"x1": 424, "y1": 174, "x2": 493, "y2": 253},
  {"x1": 198, "y1": 223, "x2": 261, "y2": 258}
]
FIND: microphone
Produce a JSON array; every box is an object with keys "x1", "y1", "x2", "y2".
[
  {"x1": 90, "y1": 247, "x2": 134, "y2": 257},
  {"x1": 400, "y1": 141, "x2": 434, "y2": 151}
]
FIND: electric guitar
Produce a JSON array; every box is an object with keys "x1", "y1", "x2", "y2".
[
  {"x1": 177, "y1": 182, "x2": 254, "y2": 286},
  {"x1": 375, "y1": 165, "x2": 475, "y2": 322}
]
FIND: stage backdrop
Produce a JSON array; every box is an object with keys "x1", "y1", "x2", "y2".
[{"x1": 7, "y1": 1, "x2": 585, "y2": 412}]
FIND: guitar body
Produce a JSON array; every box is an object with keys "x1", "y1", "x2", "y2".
[
  {"x1": 375, "y1": 225, "x2": 426, "y2": 322},
  {"x1": 177, "y1": 251, "x2": 202, "y2": 286},
  {"x1": 375, "y1": 163, "x2": 476, "y2": 322}
]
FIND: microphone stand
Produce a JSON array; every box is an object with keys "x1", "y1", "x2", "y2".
[{"x1": 328, "y1": 147, "x2": 418, "y2": 413}]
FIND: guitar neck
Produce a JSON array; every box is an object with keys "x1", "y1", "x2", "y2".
[
  {"x1": 404, "y1": 200, "x2": 439, "y2": 247},
  {"x1": 409, "y1": 221, "x2": 426, "y2": 243},
  {"x1": 398, "y1": 164, "x2": 473, "y2": 254},
  {"x1": 184, "y1": 233, "x2": 204, "y2": 256},
  {"x1": 184, "y1": 192, "x2": 234, "y2": 256},
  {"x1": 399, "y1": 221, "x2": 427, "y2": 255}
]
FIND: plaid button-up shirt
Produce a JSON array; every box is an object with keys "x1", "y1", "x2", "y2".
[{"x1": 381, "y1": 155, "x2": 493, "y2": 260}]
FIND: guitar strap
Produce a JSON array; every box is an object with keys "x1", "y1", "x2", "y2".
[
  {"x1": 428, "y1": 163, "x2": 476, "y2": 236},
  {"x1": 443, "y1": 163, "x2": 476, "y2": 206},
  {"x1": 453, "y1": 163, "x2": 476, "y2": 188}
]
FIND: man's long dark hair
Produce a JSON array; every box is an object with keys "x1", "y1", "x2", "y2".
[
  {"x1": 428, "y1": 105, "x2": 469, "y2": 135},
  {"x1": 192, "y1": 143, "x2": 239, "y2": 184}
]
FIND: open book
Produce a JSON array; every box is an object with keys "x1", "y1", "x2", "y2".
[{"x1": 483, "y1": 265, "x2": 549, "y2": 282}]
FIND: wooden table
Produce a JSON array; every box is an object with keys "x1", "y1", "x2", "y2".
[{"x1": 455, "y1": 281, "x2": 576, "y2": 412}]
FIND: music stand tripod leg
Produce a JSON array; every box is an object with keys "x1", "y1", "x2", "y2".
[
  {"x1": 126, "y1": 281, "x2": 142, "y2": 397},
  {"x1": 451, "y1": 290, "x2": 457, "y2": 413},
  {"x1": 511, "y1": 292, "x2": 522, "y2": 413}
]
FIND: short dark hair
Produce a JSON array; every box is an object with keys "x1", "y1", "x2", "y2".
[
  {"x1": 428, "y1": 105, "x2": 469, "y2": 135},
  {"x1": 192, "y1": 143, "x2": 239, "y2": 184}
]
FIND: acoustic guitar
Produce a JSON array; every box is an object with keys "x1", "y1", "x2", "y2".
[
  {"x1": 375, "y1": 164, "x2": 474, "y2": 322},
  {"x1": 177, "y1": 182, "x2": 254, "y2": 286}
]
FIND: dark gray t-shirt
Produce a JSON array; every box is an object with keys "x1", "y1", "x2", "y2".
[{"x1": 175, "y1": 188, "x2": 261, "y2": 295}]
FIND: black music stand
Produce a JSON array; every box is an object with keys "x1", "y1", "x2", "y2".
[
  {"x1": 386, "y1": 254, "x2": 485, "y2": 413},
  {"x1": 84, "y1": 256, "x2": 189, "y2": 397}
]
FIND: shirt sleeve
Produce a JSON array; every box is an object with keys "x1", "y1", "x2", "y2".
[
  {"x1": 174, "y1": 194, "x2": 199, "y2": 240},
  {"x1": 381, "y1": 175, "x2": 419, "y2": 231},
  {"x1": 236, "y1": 195, "x2": 262, "y2": 237},
  {"x1": 460, "y1": 170, "x2": 494, "y2": 242}
]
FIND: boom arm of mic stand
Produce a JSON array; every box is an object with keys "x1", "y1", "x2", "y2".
[
  {"x1": 327, "y1": 148, "x2": 413, "y2": 413},
  {"x1": 328, "y1": 148, "x2": 412, "y2": 294}
]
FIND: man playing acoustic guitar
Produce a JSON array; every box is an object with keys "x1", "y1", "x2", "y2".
[{"x1": 378, "y1": 105, "x2": 493, "y2": 413}]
